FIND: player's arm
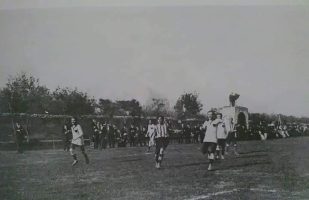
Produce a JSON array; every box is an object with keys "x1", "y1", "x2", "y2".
[
  {"x1": 223, "y1": 122, "x2": 227, "y2": 136},
  {"x1": 145, "y1": 128, "x2": 149, "y2": 137},
  {"x1": 166, "y1": 125, "x2": 170, "y2": 137},
  {"x1": 77, "y1": 125, "x2": 84, "y2": 138},
  {"x1": 202, "y1": 122, "x2": 208, "y2": 131},
  {"x1": 154, "y1": 126, "x2": 158, "y2": 137}
]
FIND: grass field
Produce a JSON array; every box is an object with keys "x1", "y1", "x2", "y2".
[{"x1": 1, "y1": 137, "x2": 309, "y2": 200}]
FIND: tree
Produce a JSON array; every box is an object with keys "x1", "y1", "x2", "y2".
[
  {"x1": 116, "y1": 99, "x2": 142, "y2": 117},
  {"x1": 144, "y1": 98, "x2": 172, "y2": 117},
  {"x1": 0, "y1": 72, "x2": 51, "y2": 114},
  {"x1": 98, "y1": 98, "x2": 119, "y2": 118},
  {"x1": 52, "y1": 87, "x2": 95, "y2": 115},
  {"x1": 174, "y1": 92, "x2": 203, "y2": 118}
]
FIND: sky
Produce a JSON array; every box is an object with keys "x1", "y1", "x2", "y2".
[{"x1": 0, "y1": 0, "x2": 309, "y2": 116}]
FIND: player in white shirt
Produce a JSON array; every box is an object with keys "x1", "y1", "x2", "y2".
[
  {"x1": 146, "y1": 120, "x2": 156, "y2": 152},
  {"x1": 215, "y1": 113, "x2": 227, "y2": 160},
  {"x1": 201, "y1": 111, "x2": 220, "y2": 171},
  {"x1": 154, "y1": 116, "x2": 169, "y2": 169},
  {"x1": 70, "y1": 117, "x2": 89, "y2": 166}
]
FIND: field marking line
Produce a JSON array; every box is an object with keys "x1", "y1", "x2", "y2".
[
  {"x1": 185, "y1": 189, "x2": 239, "y2": 200},
  {"x1": 186, "y1": 188, "x2": 279, "y2": 200},
  {"x1": 249, "y1": 188, "x2": 277, "y2": 193}
]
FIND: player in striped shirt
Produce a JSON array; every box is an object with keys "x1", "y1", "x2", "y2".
[{"x1": 154, "y1": 116, "x2": 169, "y2": 169}]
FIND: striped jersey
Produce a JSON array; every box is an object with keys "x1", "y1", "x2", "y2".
[{"x1": 155, "y1": 124, "x2": 168, "y2": 138}]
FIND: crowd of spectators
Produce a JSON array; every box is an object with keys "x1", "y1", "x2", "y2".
[{"x1": 60, "y1": 118, "x2": 309, "y2": 150}]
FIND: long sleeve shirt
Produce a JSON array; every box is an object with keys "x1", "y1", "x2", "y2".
[{"x1": 71, "y1": 124, "x2": 84, "y2": 145}]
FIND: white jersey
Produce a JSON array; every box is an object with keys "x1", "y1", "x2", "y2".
[
  {"x1": 226, "y1": 118, "x2": 234, "y2": 133},
  {"x1": 155, "y1": 124, "x2": 168, "y2": 138},
  {"x1": 202, "y1": 119, "x2": 219, "y2": 143},
  {"x1": 147, "y1": 124, "x2": 156, "y2": 146},
  {"x1": 217, "y1": 119, "x2": 227, "y2": 139},
  {"x1": 147, "y1": 124, "x2": 156, "y2": 138},
  {"x1": 71, "y1": 124, "x2": 84, "y2": 146}
]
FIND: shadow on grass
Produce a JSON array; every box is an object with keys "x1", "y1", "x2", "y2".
[
  {"x1": 236, "y1": 154, "x2": 268, "y2": 159},
  {"x1": 239, "y1": 150, "x2": 268, "y2": 154},
  {"x1": 118, "y1": 158, "x2": 143, "y2": 162},
  {"x1": 166, "y1": 160, "x2": 271, "y2": 171},
  {"x1": 168, "y1": 161, "x2": 209, "y2": 169},
  {"x1": 214, "y1": 161, "x2": 272, "y2": 171}
]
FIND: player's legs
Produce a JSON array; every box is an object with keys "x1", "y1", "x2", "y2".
[
  {"x1": 207, "y1": 143, "x2": 216, "y2": 171},
  {"x1": 80, "y1": 145, "x2": 89, "y2": 164},
  {"x1": 215, "y1": 144, "x2": 220, "y2": 159},
  {"x1": 147, "y1": 139, "x2": 151, "y2": 152},
  {"x1": 230, "y1": 136, "x2": 239, "y2": 156},
  {"x1": 70, "y1": 144, "x2": 78, "y2": 166},
  {"x1": 218, "y1": 139, "x2": 226, "y2": 159},
  {"x1": 159, "y1": 137, "x2": 169, "y2": 165},
  {"x1": 230, "y1": 134, "x2": 239, "y2": 155},
  {"x1": 226, "y1": 132, "x2": 232, "y2": 154},
  {"x1": 155, "y1": 139, "x2": 160, "y2": 168},
  {"x1": 155, "y1": 138, "x2": 166, "y2": 169}
]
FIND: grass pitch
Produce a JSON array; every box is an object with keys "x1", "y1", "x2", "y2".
[{"x1": 1, "y1": 137, "x2": 309, "y2": 200}]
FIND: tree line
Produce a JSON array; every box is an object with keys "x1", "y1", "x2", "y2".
[
  {"x1": 0, "y1": 72, "x2": 203, "y2": 119},
  {"x1": 0, "y1": 72, "x2": 308, "y2": 124}
]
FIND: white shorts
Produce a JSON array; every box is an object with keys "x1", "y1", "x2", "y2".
[{"x1": 149, "y1": 137, "x2": 155, "y2": 146}]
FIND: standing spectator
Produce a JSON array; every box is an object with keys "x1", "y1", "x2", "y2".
[
  {"x1": 108, "y1": 124, "x2": 116, "y2": 148},
  {"x1": 15, "y1": 122, "x2": 26, "y2": 153},
  {"x1": 63, "y1": 123, "x2": 71, "y2": 151},
  {"x1": 129, "y1": 125, "x2": 136, "y2": 147},
  {"x1": 142, "y1": 126, "x2": 148, "y2": 146},
  {"x1": 137, "y1": 126, "x2": 145, "y2": 147},
  {"x1": 227, "y1": 123, "x2": 240, "y2": 155},
  {"x1": 193, "y1": 125, "x2": 200, "y2": 143},
  {"x1": 91, "y1": 119, "x2": 99, "y2": 149},
  {"x1": 99, "y1": 122, "x2": 107, "y2": 149},
  {"x1": 118, "y1": 125, "x2": 128, "y2": 147},
  {"x1": 283, "y1": 125, "x2": 290, "y2": 137},
  {"x1": 179, "y1": 123, "x2": 185, "y2": 144},
  {"x1": 199, "y1": 125, "x2": 205, "y2": 143},
  {"x1": 185, "y1": 124, "x2": 191, "y2": 144}
]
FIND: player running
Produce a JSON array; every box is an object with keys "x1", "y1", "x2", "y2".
[
  {"x1": 146, "y1": 120, "x2": 156, "y2": 152},
  {"x1": 201, "y1": 111, "x2": 220, "y2": 171},
  {"x1": 70, "y1": 117, "x2": 89, "y2": 166},
  {"x1": 215, "y1": 113, "x2": 227, "y2": 160},
  {"x1": 154, "y1": 116, "x2": 169, "y2": 169}
]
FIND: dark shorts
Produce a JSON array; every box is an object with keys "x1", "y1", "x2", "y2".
[
  {"x1": 155, "y1": 137, "x2": 169, "y2": 152},
  {"x1": 227, "y1": 131, "x2": 237, "y2": 145},
  {"x1": 70, "y1": 143, "x2": 85, "y2": 152},
  {"x1": 217, "y1": 139, "x2": 226, "y2": 147},
  {"x1": 201, "y1": 142, "x2": 217, "y2": 154}
]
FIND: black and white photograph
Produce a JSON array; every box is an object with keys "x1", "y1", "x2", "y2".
[{"x1": 0, "y1": 0, "x2": 309, "y2": 199}]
